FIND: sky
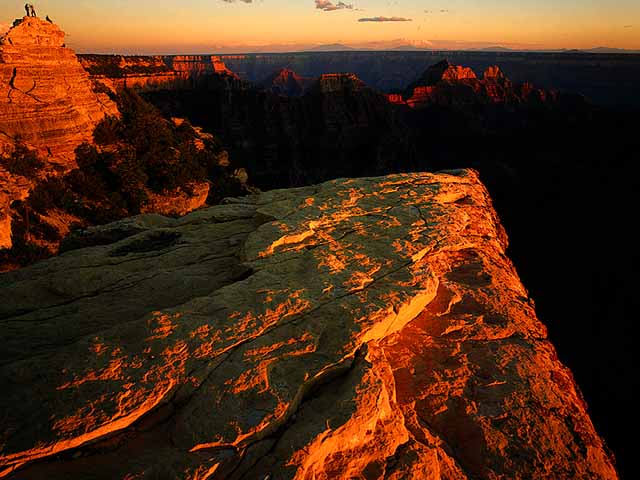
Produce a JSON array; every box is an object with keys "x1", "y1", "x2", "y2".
[{"x1": 1, "y1": 0, "x2": 639, "y2": 53}]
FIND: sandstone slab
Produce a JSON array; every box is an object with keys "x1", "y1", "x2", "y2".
[{"x1": 0, "y1": 170, "x2": 617, "y2": 479}]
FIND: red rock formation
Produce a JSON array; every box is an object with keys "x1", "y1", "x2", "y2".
[
  {"x1": 386, "y1": 93, "x2": 406, "y2": 105},
  {"x1": 483, "y1": 65, "x2": 507, "y2": 81},
  {"x1": 167, "y1": 55, "x2": 239, "y2": 79},
  {"x1": 0, "y1": 170, "x2": 618, "y2": 479},
  {"x1": 0, "y1": 17, "x2": 117, "y2": 164},
  {"x1": 415, "y1": 59, "x2": 477, "y2": 87},
  {"x1": 0, "y1": 165, "x2": 29, "y2": 250},
  {"x1": 261, "y1": 68, "x2": 310, "y2": 96},
  {"x1": 141, "y1": 182, "x2": 210, "y2": 216},
  {"x1": 0, "y1": 17, "x2": 117, "y2": 251},
  {"x1": 79, "y1": 55, "x2": 186, "y2": 92},
  {"x1": 316, "y1": 73, "x2": 366, "y2": 94},
  {"x1": 405, "y1": 60, "x2": 556, "y2": 108}
]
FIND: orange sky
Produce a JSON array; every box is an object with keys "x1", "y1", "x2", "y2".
[{"x1": 1, "y1": 0, "x2": 639, "y2": 53}]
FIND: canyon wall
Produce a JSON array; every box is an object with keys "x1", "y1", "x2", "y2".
[
  {"x1": 0, "y1": 169, "x2": 617, "y2": 479},
  {"x1": 0, "y1": 17, "x2": 117, "y2": 163},
  {"x1": 404, "y1": 60, "x2": 554, "y2": 108},
  {"x1": 0, "y1": 17, "x2": 118, "y2": 250},
  {"x1": 218, "y1": 51, "x2": 640, "y2": 107},
  {"x1": 78, "y1": 54, "x2": 186, "y2": 92},
  {"x1": 79, "y1": 54, "x2": 240, "y2": 92}
]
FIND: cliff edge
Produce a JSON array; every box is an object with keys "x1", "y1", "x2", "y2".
[
  {"x1": 0, "y1": 16, "x2": 117, "y2": 163},
  {"x1": 0, "y1": 170, "x2": 617, "y2": 479}
]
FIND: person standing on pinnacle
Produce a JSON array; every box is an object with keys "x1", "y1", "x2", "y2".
[
  {"x1": 30, "y1": 4, "x2": 37, "y2": 17},
  {"x1": 24, "y1": 3, "x2": 30, "y2": 16}
]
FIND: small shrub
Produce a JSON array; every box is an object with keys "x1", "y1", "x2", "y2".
[{"x1": 2, "y1": 140, "x2": 44, "y2": 178}]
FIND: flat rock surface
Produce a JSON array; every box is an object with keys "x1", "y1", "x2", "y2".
[{"x1": 0, "y1": 170, "x2": 617, "y2": 479}]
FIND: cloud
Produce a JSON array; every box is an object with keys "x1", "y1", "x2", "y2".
[
  {"x1": 624, "y1": 25, "x2": 633, "y2": 28},
  {"x1": 358, "y1": 16, "x2": 412, "y2": 22},
  {"x1": 315, "y1": 0, "x2": 353, "y2": 11},
  {"x1": 222, "y1": 0, "x2": 253, "y2": 3}
]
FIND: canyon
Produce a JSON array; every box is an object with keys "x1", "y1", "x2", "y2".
[
  {"x1": 0, "y1": 14, "x2": 637, "y2": 480},
  {"x1": 82, "y1": 52, "x2": 639, "y2": 478},
  {"x1": 217, "y1": 51, "x2": 640, "y2": 108},
  {"x1": 0, "y1": 170, "x2": 618, "y2": 479}
]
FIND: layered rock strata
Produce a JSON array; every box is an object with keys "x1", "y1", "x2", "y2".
[
  {"x1": 79, "y1": 55, "x2": 186, "y2": 92},
  {"x1": 405, "y1": 60, "x2": 555, "y2": 107},
  {"x1": 79, "y1": 54, "x2": 240, "y2": 92},
  {"x1": 0, "y1": 17, "x2": 117, "y2": 251},
  {"x1": 0, "y1": 16, "x2": 117, "y2": 163},
  {"x1": 0, "y1": 170, "x2": 617, "y2": 479},
  {"x1": 166, "y1": 55, "x2": 239, "y2": 79}
]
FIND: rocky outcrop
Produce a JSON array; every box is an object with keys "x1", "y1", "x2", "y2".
[
  {"x1": 166, "y1": 55, "x2": 239, "y2": 79},
  {"x1": 261, "y1": 68, "x2": 310, "y2": 96},
  {"x1": 315, "y1": 72, "x2": 366, "y2": 94},
  {"x1": 417, "y1": 60, "x2": 478, "y2": 86},
  {"x1": 141, "y1": 182, "x2": 210, "y2": 217},
  {"x1": 0, "y1": 17, "x2": 117, "y2": 252},
  {"x1": 405, "y1": 60, "x2": 557, "y2": 108},
  {"x1": 0, "y1": 170, "x2": 617, "y2": 479},
  {"x1": 79, "y1": 55, "x2": 241, "y2": 92},
  {"x1": 79, "y1": 55, "x2": 186, "y2": 92},
  {"x1": 0, "y1": 16, "x2": 117, "y2": 164},
  {"x1": 0, "y1": 165, "x2": 29, "y2": 250}
]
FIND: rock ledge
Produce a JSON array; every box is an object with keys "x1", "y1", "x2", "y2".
[{"x1": 0, "y1": 170, "x2": 617, "y2": 479}]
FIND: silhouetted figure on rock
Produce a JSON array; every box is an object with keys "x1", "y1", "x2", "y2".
[{"x1": 24, "y1": 4, "x2": 37, "y2": 17}]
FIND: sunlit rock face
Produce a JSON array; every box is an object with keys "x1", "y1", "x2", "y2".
[
  {"x1": 78, "y1": 55, "x2": 240, "y2": 92},
  {"x1": 315, "y1": 73, "x2": 366, "y2": 94},
  {"x1": 167, "y1": 55, "x2": 239, "y2": 79},
  {"x1": 0, "y1": 170, "x2": 617, "y2": 479},
  {"x1": 78, "y1": 54, "x2": 186, "y2": 93},
  {"x1": 261, "y1": 68, "x2": 310, "y2": 97},
  {"x1": 0, "y1": 16, "x2": 117, "y2": 164},
  {"x1": 0, "y1": 17, "x2": 117, "y2": 251},
  {"x1": 0, "y1": 165, "x2": 29, "y2": 250},
  {"x1": 405, "y1": 59, "x2": 555, "y2": 108}
]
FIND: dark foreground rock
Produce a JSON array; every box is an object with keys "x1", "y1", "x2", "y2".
[{"x1": 0, "y1": 170, "x2": 617, "y2": 479}]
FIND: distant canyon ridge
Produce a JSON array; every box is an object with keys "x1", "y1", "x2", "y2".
[{"x1": 78, "y1": 50, "x2": 640, "y2": 107}]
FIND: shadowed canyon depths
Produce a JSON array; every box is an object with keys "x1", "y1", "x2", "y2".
[
  {"x1": 0, "y1": 171, "x2": 618, "y2": 479},
  {"x1": 1, "y1": 15, "x2": 637, "y2": 479}
]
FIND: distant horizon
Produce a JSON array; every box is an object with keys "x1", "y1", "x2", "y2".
[
  {"x1": 71, "y1": 44, "x2": 640, "y2": 57},
  {"x1": 1, "y1": 0, "x2": 639, "y2": 54}
]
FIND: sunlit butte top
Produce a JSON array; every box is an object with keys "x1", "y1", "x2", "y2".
[{"x1": 0, "y1": 0, "x2": 639, "y2": 53}]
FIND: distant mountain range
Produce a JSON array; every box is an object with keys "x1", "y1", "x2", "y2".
[
  {"x1": 306, "y1": 43, "x2": 355, "y2": 52},
  {"x1": 302, "y1": 42, "x2": 640, "y2": 54}
]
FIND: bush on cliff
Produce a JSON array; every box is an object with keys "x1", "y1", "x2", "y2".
[
  {"x1": 91, "y1": 89, "x2": 211, "y2": 194},
  {"x1": 1, "y1": 88, "x2": 248, "y2": 271},
  {"x1": 1, "y1": 139, "x2": 45, "y2": 179}
]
